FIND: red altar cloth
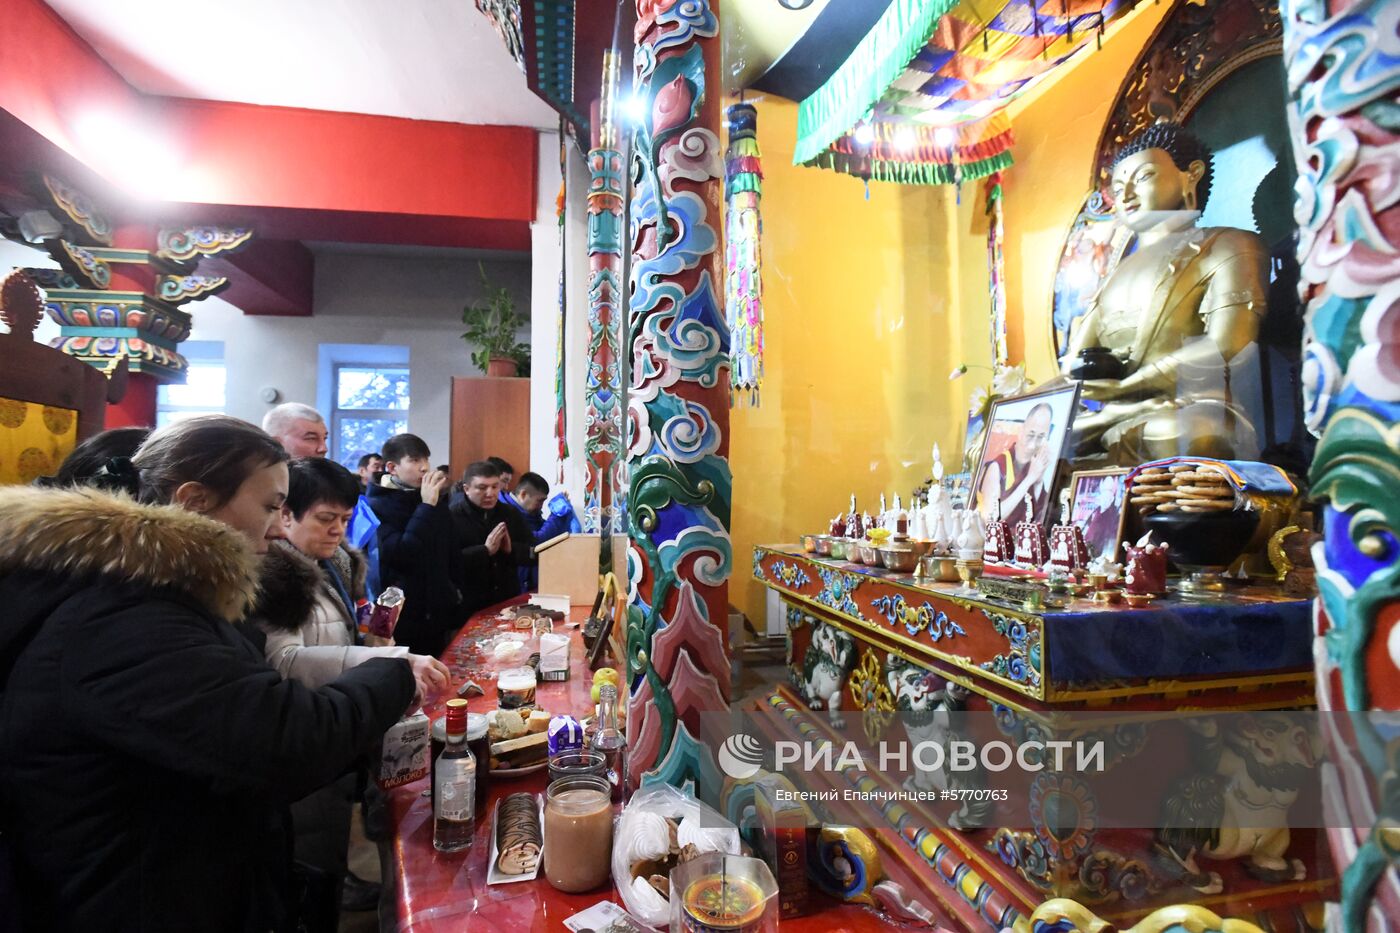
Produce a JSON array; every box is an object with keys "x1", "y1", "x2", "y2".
[{"x1": 386, "y1": 598, "x2": 908, "y2": 931}]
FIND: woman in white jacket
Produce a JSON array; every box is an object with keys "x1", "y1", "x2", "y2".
[{"x1": 249, "y1": 457, "x2": 449, "y2": 931}]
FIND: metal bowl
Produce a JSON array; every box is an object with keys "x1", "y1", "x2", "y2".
[
  {"x1": 918, "y1": 554, "x2": 960, "y2": 582},
  {"x1": 859, "y1": 544, "x2": 880, "y2": 565},
  {"x1": 846, "y1": 541, "x2": 864, "y2": 564},
  {"x1": 879, "y1": 546, "x2": 919, "y2": 573},
  {"x1": 801, "y1": 534, "x2": 818, "y2": 553},
  {"x1": 908, "y1": 539, "x2": 934, "y2": 558},
  {"x1": 815, "y1": 535, "x2": 833, "y2": 556}
]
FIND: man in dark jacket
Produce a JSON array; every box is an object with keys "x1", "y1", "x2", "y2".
[
  {"x1": 449, "y1": 460, "x2": 532, "y2": 614},
  {"x1": 366, "y1": 433, "x2": 461, "y2": 655},
  {"x1": 0, "y1": 484, "x2": 415, "y2": 933}
]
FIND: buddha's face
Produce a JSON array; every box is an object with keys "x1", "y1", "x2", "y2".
[{"x1": 1110, "y1": 147, "x2": 1202, "y2": 231}]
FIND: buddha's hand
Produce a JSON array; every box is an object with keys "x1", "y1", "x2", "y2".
[{"x1": 1079, "y1": 377, "x2": 1133, "y2": 401}]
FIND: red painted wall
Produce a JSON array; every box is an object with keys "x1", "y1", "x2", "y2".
[{"x1": 103, "y1": 372, "x2": 158, "y2": 429}]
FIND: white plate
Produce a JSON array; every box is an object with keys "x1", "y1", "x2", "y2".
[
  {"x1": 487, "y1": 792, "x2": 544, "y2": 885},
  {"x1": 492, "y1": 760, "x2": 547, "y2": 778}
]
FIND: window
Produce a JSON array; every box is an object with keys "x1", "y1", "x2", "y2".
[
  {"x1": 157, "y1": 341, "x2": 225, "y2": 427},
  {"x1": 331, "y1": 363, "x2": 409, "y2": 469}
]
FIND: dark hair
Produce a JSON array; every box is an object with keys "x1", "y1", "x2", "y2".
[
  {"x1": 517, "y1": 471, "x2": 549, "y2": 496},
  {"x1": 133, "y1": 415, "x2": 289, "y2": 507},
  {"x1": 381, "y1": 433, "x2": 431, "y2": 464},
  {"x1": 487, "y1": 456, "x2": 515, "y2": 475},
  {"x1": 1111, "y1": 122, "x2": 1213, "y2": 210},
  {"x1": 286, "y1": 457, "x2": 363, "y2": 519},
  {"x1": 462, "y1": 460, "x2": 502, "y2": 483},
  {"x1": 356, "y1": 452, "x2": 382, "y2": 469},
  {"x1": 40, "y1": 427, "x2": 150, "y2": 493}
]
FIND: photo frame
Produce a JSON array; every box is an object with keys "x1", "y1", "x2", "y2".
[
  {"x1": 1066, "y1": 467, "x2": 1130, "y2": 565},
  {"x1": 970, "y1": 382, "x2": 1081, "y2": 528}
]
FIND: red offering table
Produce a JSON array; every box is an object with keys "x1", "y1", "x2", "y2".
[{"x1": 387, "y1": 598, "x2": 907, "y2": 932}]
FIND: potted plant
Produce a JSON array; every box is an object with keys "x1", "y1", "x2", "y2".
[{"x1": 461, "y1": 262, "x2": 527, "y2": 377}]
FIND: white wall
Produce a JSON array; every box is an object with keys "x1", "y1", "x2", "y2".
[
  {"x1": 528, "y1": 130, "x2": 594, "y2": 513},
  {"x1": 191, "y1": 249, "x2": 530, "y2": 458}
]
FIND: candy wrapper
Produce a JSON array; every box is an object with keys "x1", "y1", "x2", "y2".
[
  {"x1": 376, "y1": 708, "x2": 430, "y2": 790},
  {"x1": 367, "y1": 587, "x2": 405, "y2": 639}
]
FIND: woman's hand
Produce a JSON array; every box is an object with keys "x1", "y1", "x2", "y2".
[{"x1": 407, "y1": 654, "x2": 451, "y2": 701}]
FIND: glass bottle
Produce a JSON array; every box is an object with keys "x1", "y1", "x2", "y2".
[
  {"x1": 591, "y1": 684, "x2": 629, "y2": 804},
  {"x1": 433, "y1": 698, "x2": 476, "y2": 852}
]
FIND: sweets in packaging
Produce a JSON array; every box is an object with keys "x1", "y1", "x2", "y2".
[
  {"x1": 367, "y1": 587, "x2": 406, "y2": 639},
  {"x1": 376, "y1": 708, "x2": 430, "y2": 789}
]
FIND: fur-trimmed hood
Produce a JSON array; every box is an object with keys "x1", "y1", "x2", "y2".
[
  {"x1": 252, "y1": 539, "x2": 367, "y2": 633},
  {"x1": 0, "y1": 485, "x2": 259, "y2": 623},
  {"x1": 251, "y1": 539, "x2": 323, "y2": 632}
]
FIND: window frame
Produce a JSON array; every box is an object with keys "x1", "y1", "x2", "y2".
[
  {"x1": 329, "y1": 361, "x2": 410, "y2": 466},
  {"x1": 156, "y1": 340, "x2": 226, "y2": 426}
]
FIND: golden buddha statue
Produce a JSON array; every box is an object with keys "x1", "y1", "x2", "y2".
[{"x1": 1061, "y1": 123, "x2": 1271, "y2": 464}]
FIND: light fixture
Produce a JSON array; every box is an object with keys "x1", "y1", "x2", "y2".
[
  {"x1": 853, "y1": 122, "x2": 875, "y2": 146},
  {"x1": 72, "y1": 109, "x2": 181, "y2": 201},
  {"x1": 894, "y1": 126, "x2": 917, "y2": 152},
  {"x1": 621, "y1": 93, "x2": 649, "y2": 126}
]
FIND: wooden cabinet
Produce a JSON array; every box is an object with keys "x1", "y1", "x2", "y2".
[{"x1": 448, "y1": 377, "x2": 529, "y2": 482}]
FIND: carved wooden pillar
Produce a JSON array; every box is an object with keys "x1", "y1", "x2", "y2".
[
  {"x1": 624, "y1": 0, "x2": 732, "y2": 804},
  {"x1": 1284, "y1": 0, "x2": 1400, "y2": 928},
  {"x1": 584, "y1": 50, "x2": 626, "y2": 545}
]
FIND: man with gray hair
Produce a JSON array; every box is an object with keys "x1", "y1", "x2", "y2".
[{"x1": 263, "y1": 403, "x2": 329, "y2": 458}]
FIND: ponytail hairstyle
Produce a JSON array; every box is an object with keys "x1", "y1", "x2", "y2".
[
  {"x1": 133, "y1": 415, "x2": 289, "y2": 507},
  {"x1": 35, "y1": 427, "x2": 150, "y2": 495}
]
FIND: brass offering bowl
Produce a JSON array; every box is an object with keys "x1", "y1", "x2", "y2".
[
  {"x1": 801, "y1": 534, "x2": 818, "y2": 553},
  {"x1": 830, "y1": 538, "x2": 849, "y2": 560},
  {"x1": 846, "y1": 540, "x2": 865, "y2": 564},
  {"x1": 859, "y1": 544, "x2": 881, "y2": 565},
  {"x1": 815, "y1": 535, "x2": 833, "y2": 557},
  {"x1": 879, "y1": 545, "x2": 919, "y2": 573},
  {"x1": 908, "y1": 539, "x2": 934, "y2": 558}
]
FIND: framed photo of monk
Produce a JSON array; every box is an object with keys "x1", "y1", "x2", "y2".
[
  {"x1": 1067, "y1": 467, "x2": 1130, "y2": 565},
  {"x1": 971, "y1": 383, "x2": 1081, "y2": 528}
]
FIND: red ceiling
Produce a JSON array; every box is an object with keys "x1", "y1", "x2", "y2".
[{"x1": 0, "y1": 0, "x2": 538, "y2": 315}]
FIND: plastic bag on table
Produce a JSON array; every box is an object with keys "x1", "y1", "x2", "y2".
[{"x1": 611, "y1": 783, "x2": 741, "y2": 928}]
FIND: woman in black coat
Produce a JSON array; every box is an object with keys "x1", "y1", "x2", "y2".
[{"x1": 0, "y1": 416, "x2": 415, "y2": 932}]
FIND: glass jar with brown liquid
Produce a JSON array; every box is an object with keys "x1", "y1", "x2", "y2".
[{"x1": 542, "y1": 774, "x2": 613, "y2": 893}]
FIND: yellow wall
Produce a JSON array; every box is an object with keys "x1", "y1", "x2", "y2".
[
  {"x1": 728, "y1": 5, "x2": 1174, "y2": 625},
  {"x1": 1002, "y1": 0, "x2": 1173, "y2": 381},
  {"x1": 728, "y1": 97, "x2": 991, "y2": 626}
]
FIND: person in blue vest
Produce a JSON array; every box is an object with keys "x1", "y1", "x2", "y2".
[{"x1": 510, "y1": 472, "x2": 576, "y2": 591}]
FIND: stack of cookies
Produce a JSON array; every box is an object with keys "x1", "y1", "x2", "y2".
[{"x1": 1128, "y1": 463, "x2": 1238, "y2": 515}]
